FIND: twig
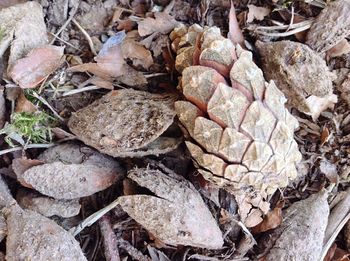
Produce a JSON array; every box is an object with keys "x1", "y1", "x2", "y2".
[
  {"x1": 255, "y1": 24, "x2": 311, "y2": 37},
  {"x1": 72, "y1": 18, "x2": 97, "y2": 56},
  {"x1": 70, "y1": 198, "x2": 121, "y2": 236},
  {"x1": 48, "y1": 32, "x2": 80, "y2": 51},
  {"x1": 0, "y1": 143, "x2": 55, "y2": 156},
  {"x1": 253, "y1": 20, "x2": 313, "y2": 31},
  {"x1": 286, "y1": 6, "x2": 295, "y2": 32},
  {"x1": 50, "y1": 3, "x2": 80, "y2": 45},
  {"x1": 31, "y1": 92, "x2": 65, "y2": 122},
  {"x1": 99, "y1": 214, "x2": 120, "y2": 261},
  {"x1": 117, "y1": 238, "x2": 151, "y2": 261},
  {"x1": 62, "y1": 85, "x2": 101, "y2": 97}
]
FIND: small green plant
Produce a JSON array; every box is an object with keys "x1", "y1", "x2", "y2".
[{"x1": 0, "y1": 111, "x2": 56, "y2": 146}]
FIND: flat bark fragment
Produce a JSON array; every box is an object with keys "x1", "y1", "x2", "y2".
[
  {"x1": 264, "y1": 190, "x2": 329, "y2": 261},
  {"x1": 118, "y1": 167, "x2": 224, "y2": 249},
  {"x1": 306, "y1": 0, "x2": 350, "y2": 53}
]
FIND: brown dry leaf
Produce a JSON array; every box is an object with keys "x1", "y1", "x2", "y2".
[
  {"x1": 246, "y1": 5, "x2": 270, "y2": 23},
  {"x1": 16, "y1": 188, "x2": 81, "y2": 218},
  {"x1": 15, "y1": 91, "x2": 37, "y2": 113},
  {"x1": 9, "y1": 45, "x2": 64, "y2": 89},
  {"x1": 121, "y1": 35, "x2": 153, "y2": 70},
  {"x1": 228, "y1": 2, "x2": 244, "y2": 47},
  {"x1": 257, "y1": 40, "x2": 337, "y2": 120},
  {"x1": 327, "y1": 39, "x2": 350, "y2": 58},
  {"x1": 68, "y1": 89, "x2": 177, "y2": 157},
  {"x1": 264, "y1": 190, "x2": 329, "y2": 261},
  {"x1": 138, "y1": 12, "x2": 181, "y2": 37},
  {"x1": 252, "y1": 207, "x2": 282, "y2": 234},
  {"x1": 306, "y1": 0, "x2": 350, "y2": 53},
  {"x1": 69, "y1": 32, "x2": 126, "y2": 80},
  {"x1": 0, "y1": 177, "x2": 87, "y2": 260},
  {"x1": 320, "y1": 127, "x2": 330, "y2": 147},
  {"x1": 12, "y1": 143, "x2": 125, "y2": 199},
  {"x1": 117, "y1": 166, "x2": 224, "y2": 249},
  {"x1": 0, "y1": 2, "x2": 48, "y2": 68}
]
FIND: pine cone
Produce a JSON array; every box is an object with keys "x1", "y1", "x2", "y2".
[{"x1": 172, "y1": 25, "x2": 302, "y2": 227}]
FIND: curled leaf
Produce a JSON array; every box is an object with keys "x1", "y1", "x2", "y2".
[{"x1": 118, "y1": 166, "x2": 224, "y2": 249}]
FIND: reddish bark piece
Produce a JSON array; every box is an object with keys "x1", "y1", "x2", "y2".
[
  {"x1": 0, "y1": 177, "x2": 86, "y2": 260},
  {"x1": 13, "y1": 143, "x2": 125, "y2": 199},
  {"x1": 172, "y1": 25, "x2": 302, "y2": 226},
  {"x1": 306, "y1": 0, "x2": 350, "y2": 53},
  {"x1": 68, "y1": 89, "x2": 176, "y2": 157},
  {"x1": 118, "y1": 167, "x2": 223, "y2": 249},
  {"x1": 9, "y1": 45, "x2": 64, "y2": 89}
]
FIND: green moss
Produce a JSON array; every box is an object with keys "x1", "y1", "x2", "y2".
[{"x1": 0, "y1": 112, "x2": 56, "y2": 146}]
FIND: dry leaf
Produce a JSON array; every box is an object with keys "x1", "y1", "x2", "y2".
[
  {"x1": 228, "y1": 2, "x2": 244, "y2": 47},
  {"x1": 0, "y1": 2, "x2": 48, "y2": 68},
  {"x1": 138, "y1": 12, "x2": 181, "y2": 37},
  {"x1": 15, "y1": 91, "x2": 37, "y2": 113},
  {"x1": 121, "y1": 36, "x2": 153, "y2": 70},
  {"x1": 327, "y1": 39, "x2": 350, "y2": 58},
  {"x1": 69, "y1": 32, "x2": 126, "y2": 79},
  {"x1": 257, "y1": 40, "x2": 336, "y2": 120},
  {"x1": 118, "y1": 166, "x2": 224, "y2": 249},
  {"x1": 68, "y1": 89, "x2": 177, "y2": 157},
  {"x1": 0, "y1": 176, "x2": 87, "y2": 260},
  {"x1": 306, "y1": 0, "x2": 350, "y2": 52},
  {"x1": 264, "y1": 190, "x2": 329, "y2": 261},
  {"x1": 9, "y1": 45, "x2": 64, "y2": 89},
  {"x1": 252, "y1": 207, "x2": 282, "y2": 234},
  {"x1": 16, "y1": 188, "x2": 81, "y2": 218},
  {"x1": 320, "y1": 127, "x2": 330, "y2": 146},
  {"x1": 246, "y1": 5, "x2": 270, "y2": 23},
  {"x1": 12, "y1": 143, "x2": 125, "y2": 199}
]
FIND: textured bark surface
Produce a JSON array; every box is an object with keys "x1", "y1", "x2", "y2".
[
  {"x1": 264, "y1": 190, "x2": 329, "y2": 261},
  {"x1": 118, "y1": 167, "x2": 224, "y2": 249},
  {"x1": 68, "y1": 89, "x2": 177, "y2": 157},
  {"x1": 306, "y1": 0, "x2": 350, "y2": 53},
  {"x1": 257, "y1": 40, "x2": 336, "y2": 119},
  {"x1": 173, "y1": 25, "x2": 302, "y2": 226},
  {"x1": 13, "y1": 143, "x2": 125, "y2": 199}
]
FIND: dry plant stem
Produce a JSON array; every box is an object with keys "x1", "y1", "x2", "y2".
[
  {"x1": 116, "y1": 238, "x2": 151, "y2": 261},
  {"x1": 62, "y1": 85, "x2": 100, "y2": 96},
  {"x1": 188, "y1": 254, "x2": 248, "y2": 261},
  {"x1": 49, "y1": 32, "x2": 80, "y2": 51},
  {"x1": 255, "y1": 20, "x2": 313, "y2": 31},
  {"x1": 49, "y1": 3, "x2": 80, "y2": 45},
  {"x1": 256, "y1": 24, "x2": 311, "y2": 37},
  {"x1": 31, "y1": 92, "x2": 65, "y2": 122},
  {"x1": 70, "y1": 198, "x2": 120, "y2": 236},
  {"x1": 99, "y1": 214, "x2": 120, "y2": 261},
  {"x1": 72, "y1": 18, "x2": 97, "y2": 56},
  {"x1": 0, "y1": 143, "x2": 55, "y2": 156},
  {"x1": 321, "y1": 188, "x2": 350, "y2": 260}
]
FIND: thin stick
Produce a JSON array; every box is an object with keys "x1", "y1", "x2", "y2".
[
  {"x1": 31, "y1": 92, "x2": 65, "y2": 122},
  {"x1": 48, "y1": 32, "x2": 80, "y2": 51},
  {"x1": 0, "y1": 143, "x2": 55, "y2": 156},
  {"x1": 50, "y1": 3, "x2": 80, "y2": 45},
  {"x1": 256, "y1": 24, "x2": 311, "y2": 37},
  {"x1": 62, "y1": 85, "x2": 100, "y2": 97},
  {"x1": 72, "y1": 18, "x2": 97, "y2": 56},
  {"x1": 254, "y1": 20, "x2": 313, "y2": 31},
  {"x1": 70, "y1": 198, "x2": 120, "y2": 236},
  {"x1": 99, "y1": 214, "x2": 120, "y2": 261},
  {"x1": 117, "y1": 239, "x2": 151, "y2": 261}
]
